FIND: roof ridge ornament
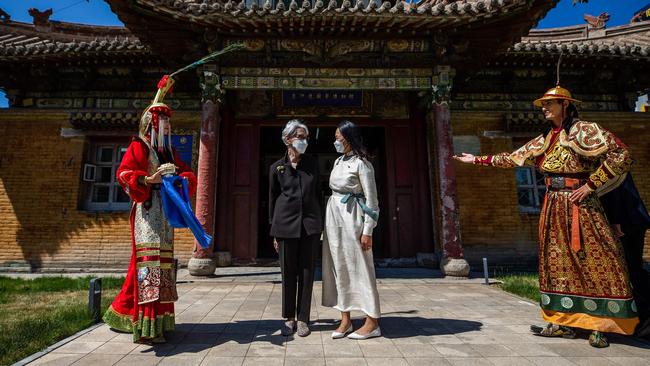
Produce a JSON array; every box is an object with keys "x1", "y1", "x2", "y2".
[
  {"x1": 0, "y1": 8, "x2": 10, "y2": 22},
  {"x1": 28, "y1": 8, "x2": 52, "y2": 26},
  {"x1": 584, "y1": 12, "x2": 610, "y2": 29}
]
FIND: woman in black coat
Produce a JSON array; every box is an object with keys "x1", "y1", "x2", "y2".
[{"x1": 269, "y1": 120, "x2": 322, "y2": 337}]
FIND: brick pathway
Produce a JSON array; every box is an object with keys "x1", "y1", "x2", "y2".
[{"x1": 27, "y1": 271, "x2": 650, "y2": 366}]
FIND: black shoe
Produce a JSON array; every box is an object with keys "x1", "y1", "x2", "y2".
[{"x1": 281, "y1": 320, "x2": 296, "y2": 336}]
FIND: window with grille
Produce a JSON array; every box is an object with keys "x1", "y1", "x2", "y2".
[
  {"x1": 84, "y1": 142, "x2": 131, "y2": 211},
  {"x1": 516, "y1": 166, "x2": 546, "y2": 213}
]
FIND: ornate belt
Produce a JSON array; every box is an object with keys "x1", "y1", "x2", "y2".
[
  {"x1": 544, "y1": 176, "x2": 587, "y2": 191},
  {"x1": 543, "y1": 175, "x2": 588, "y2": 254}
]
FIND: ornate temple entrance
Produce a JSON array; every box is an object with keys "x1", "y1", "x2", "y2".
[{"x1": 215, "y1": 93, "x2": 434, "y2": 261}]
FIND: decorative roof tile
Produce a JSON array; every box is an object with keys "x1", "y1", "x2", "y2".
[
  {"x1": 110, "y1": 0, "x2": 531, "y2": 35},
  {"x1": 509, "y1": 21, "x2": 650, "y2": 59},
  {"x1": 0, "y1": 20, "x2": 149, "y2": 60}
]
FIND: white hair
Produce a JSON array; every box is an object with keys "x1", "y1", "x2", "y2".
[{"x1": 281, "y1": 119, "x2": 309, "y2": 145}]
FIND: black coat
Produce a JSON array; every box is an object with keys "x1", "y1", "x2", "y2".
[
  {"x1": 600, "y1": 174, "x2": 650, "y2": 229},
  {"x1": 269, "y1": 153, "x2": 323, "y2": 239},
  {"x1": 600, "y1": 174, "x2": 650, "y2": 336}
]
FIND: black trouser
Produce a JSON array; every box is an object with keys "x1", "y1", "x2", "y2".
[
  {"x1": 621, "y1": 225, "x2": 650, "y2": 337},
  {"x1": 278, "y1": 229, "x2": 318, "y2": 323}
]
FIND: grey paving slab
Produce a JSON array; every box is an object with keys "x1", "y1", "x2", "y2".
[
  {"x1": 199, "y1": 356, "x2": 244, "y2": 366},
  {"x1": 323, "y1": 343, "x2": 364, "y2": 358},
  {"x1": 406, "y1": 359, "x2": 452, "y2": 366},
  {"x1": 130, "y1": 343, "x2": 177, "y2": 357},
  {"x1": 325, "y1": 358, "x2": 368, "y2": 366},
  {"x1": 445, "y1": 358, "x2": 493, "y2": 366},
  {"x1": 157, "y1": 355, "x2": 206, "y2": 366},
  {"x1": 50, "y1": 341, "x2": 105, "y2": 354},
  {"x1": 241, "y1": 357, "x2": 283, "y2": 366},
  {"x1": 285, "y1": 344, "x2": 324, "y2": 357},
  {"x1": 525, "y1": 356, "x2": 579, "y2": 366},
  {"x1": 70, "y1": 353, "x2": 124, "y2": 366},
  {"x1": 605, "y1": 356, "x2": 650, "y2": 366},
  {"x1": 19, "y1": 274, "x2": 650, "y2": 366},
  {"x1": 395, "y1": 344, "x2": 443, "y2": 358},
  {"x1": 284, "y1": 357, "x2": 327, "y2": 366},
  {"x1": 565, "y1": 357, "x2": 621, "y2": 366},
  {"x1": 365, "y1": 357, "x2": 410, "y2": 366},
  {"x1": 91, "y1": 342, "x2": 139, "y2": 355},
  {"x1": 113, "y1": 354, "x2": 161, "y2": 366},
  {"x1": 30, "y1": 353, "x2": 85, "y2": 366}
]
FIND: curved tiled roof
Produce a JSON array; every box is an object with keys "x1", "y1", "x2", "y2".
[
  {"x1": 0, "y1": 20, "x2": 149, "y2": 60},
  {"x1": 143, "y1": 0, "x2": 522, "y2": 17},
  {"x1": 510, "y1": 21, "x2": 650, "y2": 59},
  {"x1": 108, "y1": 0, "x2": 534, "y2": 36}
]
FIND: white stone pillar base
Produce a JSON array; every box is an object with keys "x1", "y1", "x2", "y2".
[
  {"x1": 440, "y1": 257, "x2": 470, "y2": 278},
  {"x1": 188, "y1": 257, "x2": 217, "y2": 276}
]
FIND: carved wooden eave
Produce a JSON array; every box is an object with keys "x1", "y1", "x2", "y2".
[
  {"x1": 104, "y1": 0, "x2": 560, "y2": 68},
  {"x1": 108, "y1": 0, "x2": 535, "y2": 36}
]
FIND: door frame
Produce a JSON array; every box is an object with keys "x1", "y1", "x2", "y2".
[{"x1": 216, "y1": 112, "x2": 434, "y2": 260}]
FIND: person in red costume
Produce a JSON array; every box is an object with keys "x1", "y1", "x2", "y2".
[{"x1": 103, "y1": 76, "x2": 197, "y2": 343}]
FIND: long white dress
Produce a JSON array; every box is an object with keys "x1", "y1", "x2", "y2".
[{"x1": 322, "y1": 153, "x2": 381, "y2": 318}]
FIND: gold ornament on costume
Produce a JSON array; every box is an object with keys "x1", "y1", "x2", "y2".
[{"x1": 158, "y1": 163, "x2": 177, "y2": 177}]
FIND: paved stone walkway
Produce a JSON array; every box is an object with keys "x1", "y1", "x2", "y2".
[{"x1": 27, "y1": 275, "x2": 650, "y2": 366}]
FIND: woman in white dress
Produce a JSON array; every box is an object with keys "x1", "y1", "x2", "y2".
[{"x1": 322, "y1": 120, "x2": 381, "y2": 340}]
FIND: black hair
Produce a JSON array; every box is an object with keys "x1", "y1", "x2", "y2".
[
  {"x1": 338, "y1": 120, "x2": 370, "y2": 159},
  {"x1": 542, "y1": 101, "x2": 580, "y2": 136}
]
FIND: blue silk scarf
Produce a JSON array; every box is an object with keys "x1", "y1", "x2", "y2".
[{"x1": 160, "y1": 175, "x2": 212, "y2": 249}]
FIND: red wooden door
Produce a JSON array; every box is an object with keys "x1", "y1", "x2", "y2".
[
  {"x1": 383, "y1": 115, "x2": 434, "y2": 258},
  {"x1": 216, "y1": 120, "x2": 260, "y2": 260}
]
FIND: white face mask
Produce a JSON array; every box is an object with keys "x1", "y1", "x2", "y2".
[
  {"x1": 334, "y1": 140, "x2": 345, "y2": 154},
  {"x1": 292, "y1": 139, "x2": 308, "y2": 154}
]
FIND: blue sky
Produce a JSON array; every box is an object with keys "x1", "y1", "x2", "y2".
[{"x1": 0, "y1": 0, "x2": 647, "y2": 107}]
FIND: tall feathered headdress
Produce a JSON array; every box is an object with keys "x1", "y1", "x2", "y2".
[{"x1": 139, "y1": 43, "x2": 246, "y2": 151}]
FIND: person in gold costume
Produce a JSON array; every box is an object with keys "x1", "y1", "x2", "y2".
[{"x1": 454, "y1": 85, "x2": 638, "y2": 348}]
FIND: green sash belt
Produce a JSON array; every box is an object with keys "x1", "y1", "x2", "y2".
[{"x1": 340, "y1": 193, "x2": 379, "y2": 221}]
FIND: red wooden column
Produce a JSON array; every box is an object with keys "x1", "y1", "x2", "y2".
[
  {"x1": 187, "y1": 66, "x2": 226, "y2": 276},
  {"x1": 431, "y1": 66, "x2": 470, "y2": 277}
]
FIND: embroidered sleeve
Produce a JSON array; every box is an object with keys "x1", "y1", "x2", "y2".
[
  {"x1": 583, "y1": 126, "x2": 633, "y2": 190},
  {"x1": 116, "y1": 140, "x2": 150, "y2": 203},
  {"x1": 473, "y1": 134, "x2": 545, "y2": 168}
]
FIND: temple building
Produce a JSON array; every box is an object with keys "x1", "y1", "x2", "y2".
[{"x1": 0, "y1": 0, "x2": 648, "y2": 275}]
